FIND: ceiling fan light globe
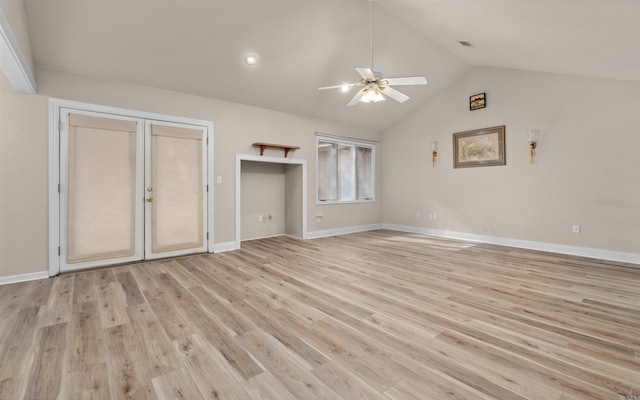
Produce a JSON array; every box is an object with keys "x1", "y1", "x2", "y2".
[
  {"x1": 340, "y1": 85, "x2": 351, "y2": 93},
  {"x1": 359, "y1": 87, "x2": 385, "y2": 103}
]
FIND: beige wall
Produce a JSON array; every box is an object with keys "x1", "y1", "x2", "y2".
[
  {"x1": 284, "y1": 164, "x2": 304, "y2": 239},
  {"x1": 240, "y1": 161, "x2": 286, "y2": 241},
  {"x1": 382, "y1": 67, "x2": 640, "y2": 253},
  {"x1": 0, "y1": 66, "x2": 382, "y2": 278},
  {"x1": 0, "y1": 72, "x2": 48, "y2": 277}
]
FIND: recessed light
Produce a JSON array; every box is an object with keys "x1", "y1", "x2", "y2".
[{"x1": 243, "y1": 54, "x2": 258, "y2": 65}]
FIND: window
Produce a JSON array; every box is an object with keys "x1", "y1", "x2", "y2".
[{"x1": 317, "y1": 137, "x2": 374, "y2": 203}]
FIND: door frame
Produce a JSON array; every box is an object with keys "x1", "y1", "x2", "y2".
[{"x1": 49, "y1": 98, "x2": 215, "y2": 277}]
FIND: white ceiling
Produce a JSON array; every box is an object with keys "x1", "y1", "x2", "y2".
[{"x1": 22, "y1": 0, "x2": 640, "y2": 132}]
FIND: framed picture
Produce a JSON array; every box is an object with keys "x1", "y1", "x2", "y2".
[
  {"x1": 453, "y1": 125, "x2": 506, "y2": 168},
  {"x1": 469, "y1": 92, "x2": 486, "y2": 110}
]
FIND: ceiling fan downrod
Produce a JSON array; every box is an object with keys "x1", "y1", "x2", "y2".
[{"x1": 369, "y1": 0, "x2": 374, "y2": 74}]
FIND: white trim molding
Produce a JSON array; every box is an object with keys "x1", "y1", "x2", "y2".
[
  {"x1": 382, "y1": 224, "x2": 640, "y2": 265},
  {"x1": 0, "y1": 7, "x2": 36, "y2": 93},
  {"x1": 0, "y1": 270, "x2": 49, "y2": 285},
  {"x1": 213, "y1": 241, "x2": 236, "y2": 253},
  {"x1": 307, "y1": 223, "x2": 383, "y2": 240}
]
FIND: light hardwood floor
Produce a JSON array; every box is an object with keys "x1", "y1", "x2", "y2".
[{"x1": 0, "y1": 230, "x2": 638, "y2": 399}]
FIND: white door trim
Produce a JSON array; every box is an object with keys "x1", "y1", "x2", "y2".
[
  {"x1": 235, "y1": 153, "x2": 307, "y2": 250},
  {"x1": 49, "y1": 98, "x2": 215, "y2": 276}
]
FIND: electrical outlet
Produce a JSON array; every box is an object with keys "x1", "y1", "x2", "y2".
[
  {"x1": 258, "y1": 215, "x2": 263, "y2": 222},
  {"x1": 216, "y1": 176, "x2": 222, "y2": 184},
  {"x1": 572, "y1": 225, "x2": 580, "y2": 233},
  {"x1": 415, "y1": 212, "x2": 421, "y2": 219}
]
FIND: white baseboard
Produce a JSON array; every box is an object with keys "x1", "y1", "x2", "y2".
[
  {"x1": 382, "y1": 224, "x2": 640, "y2": 265},
  {"x1": 212, "y1": 241, "x2": 236, "y2": 253},
  {"x1": 306, "y1": 223, "x2": 383, "y2": 240},
  {"x1": 0, "y1": 270, "x2": 49, "y2": 285}
]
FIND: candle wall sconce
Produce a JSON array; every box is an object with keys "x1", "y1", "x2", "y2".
[
  {"x1": 528, "y1": 129, "x2": 539, "y2": 164},
  {"x1": 431, "y1": 141, "x2": 438, "y2": 168}
]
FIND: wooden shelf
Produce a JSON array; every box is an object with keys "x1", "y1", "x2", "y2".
[{"x1": 252, "y1": 142, "x2": 300, "y2": 158}]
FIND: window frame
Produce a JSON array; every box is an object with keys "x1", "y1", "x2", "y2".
[{"x1": 316, "y1": 136, "x2": 375, "y2": 205}]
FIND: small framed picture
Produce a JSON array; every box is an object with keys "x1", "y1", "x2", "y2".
[{"x1": 469, "y1": 93, "x2": 486, "y2": 110}]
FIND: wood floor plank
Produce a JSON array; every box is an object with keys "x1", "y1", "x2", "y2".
[
  {"x1": 0, "y1": 230, "x2": 638, "y2": 399},
  {"x1": 383, "y1": 360, "x2": 495, "y2": 400},
  {"x1": 181, "y1": 303, "x2": 264, "y2": 381},
  {"x1": 126, "y1": 303, "x2": 181, "y2": 379},
  {"x1": 176, "y1": 258, "x2": 244, "y2": 303},
  {"x1": 312, "y1": 360, "x2": 390, "y2": 400},
  {"x1": 67, "y1": 300, "x2": 104, "y2": 373},
  {"x1": 0, "y1": 306, "x2": 41, "y2": 381},
  {"x1": 104, "y1": 324, "x2": 155, "y2": 400},
  {"x1": 115, "y1": 270, "x2": 146, "y2": 307},
  {"x1": 163, "y1": 260, "x2": 203, "y2": 289},
  {"x1": 143, "y1": 287, "x2": 196, "y2": 341},
  {"x1": 237, "y1": 330, "x2": 340, "y2": 400},
  {"x1": 24, "y1": 277, "x2": 54, "y2": 308},
  {"x1": 308, "y1": 317, "x2": 403, "y2": 391},
  {"x1": 174, "y1": 334, "x2": 253, "y2": 399},
  {"x1": 433, "y1": 329, "x2": 603, "y2": 399},
  {"x1": 242, "y1": 371, "x2": 298, "y2": 400},
  {"x1": 151, "y1": 272, "x2": 197, "y2": 306},
  {"x1": 127, "y1": 263, "x2": 160, "y2": 292},
  {"x1": 231, "y1": 299, "x2": 330, "y2": 370},
  {"x1": 23, "y1": 323, "x2": 67, "y2": 400},
  {"x1": 190, "y1": 285, "x2": 253, "y2": 336},
  {"x1": 72, "y1": 269, "x2": 97, "y2": 304},
  {"x1": 465, "y1": 318, "x2": 640, "y2": 392},
  {"x1": 41, "y1": 273, "x2": 74, "y2": 327},
  {"x1": 150, "y1": 367, "x2": 204, "y2": 400},
  {"x1": 65, "y1": 362, "x2": 111, "y2": 400},
  {"x1": 0, "y1": 376, "x2": 24, "y2": 400},
  {"x1": 96, "y1": 281, "x2": 130, "y2": 329},
  {"x1": 0, "y1": 281, "x2": 31, "y2": 316}
]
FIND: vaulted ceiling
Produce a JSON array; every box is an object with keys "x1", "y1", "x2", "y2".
[{"x1": 22, "y1": 0, "x2": 640, "y2": 132}]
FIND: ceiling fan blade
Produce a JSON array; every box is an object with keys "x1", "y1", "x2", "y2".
[
  {"x1": 318, "y1": 84, "x2": 345, "y2": 91},
  {"x1": 384, "y1": 76, "x2": 427, "y2": 86},
  {"x1": 347, "y1": 90, "x2": 365, "y2": 106},
  {"x1": 318, "y1": 83, "x2": 353, "y2": 90},
  {"x1": 355, "y1": 68, "x2": 375, "y2": 80},
  {"x1": 318, "y1": 82, "x2": 361, "y2": 91},
  {"x1": 381, "y1": 86, "x2": 410, "y2": 103}
]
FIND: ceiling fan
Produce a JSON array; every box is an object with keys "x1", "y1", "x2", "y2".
[{"x1": 319, "y1": 0, "x2": 427, "y2": 106}]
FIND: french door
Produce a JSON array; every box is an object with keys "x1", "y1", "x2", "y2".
[{"x1": 59, "y1": 109, "x2": 208, "y2": 272}]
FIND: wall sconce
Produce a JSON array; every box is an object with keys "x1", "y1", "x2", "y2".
[
  {"x1": 431, "y1": 141, "x2": 438, "y2": 168},
  {"x1": 528, "y1": 129, "x2": 539, "y2": 164}
]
